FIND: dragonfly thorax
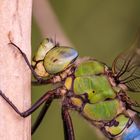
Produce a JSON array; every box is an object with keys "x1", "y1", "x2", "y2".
[{"x1": 64, "y1": 59, "x2": 132, "y2": 139}]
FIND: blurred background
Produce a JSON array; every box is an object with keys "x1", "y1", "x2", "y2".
[{"x1": 31, "y1": 0, "x2": 140, "y2": 140}]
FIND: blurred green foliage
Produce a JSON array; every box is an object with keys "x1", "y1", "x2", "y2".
[{"x1": 32, "y1": 0, "x2": 140, "y2": 140}]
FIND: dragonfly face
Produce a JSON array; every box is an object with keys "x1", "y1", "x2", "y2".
[{"x1": 1, "y1": 35, "x2": 140, "y2": 140}]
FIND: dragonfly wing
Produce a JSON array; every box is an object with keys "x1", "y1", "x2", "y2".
[{"x1": 112, "y1": 33, "x2": 140, "y2": 92}]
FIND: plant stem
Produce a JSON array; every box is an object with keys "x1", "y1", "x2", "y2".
[{"x1": 0, "y1": 0, "x2": 32, "y2": 139}]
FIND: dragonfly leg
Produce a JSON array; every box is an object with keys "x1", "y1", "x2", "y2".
[
  {"x1": 31, "y1": 98, "x2": 53, "y2": 135},
  {"x1": 0, "y1": 87, "x2": 61, "y2": 117},
  {"x1": 9, "y1": 42, "x2": 41, "y2": 81},
  {"x1": 61, "y1": 106, "x2": 75, "y2": 140},
  {"x1": 9, "y1": 42, "x2": 53, "y2": 85}
]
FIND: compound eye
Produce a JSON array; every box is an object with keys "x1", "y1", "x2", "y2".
[{"x1": 43, "y1": 46, "x2": 78, "y2": 74}]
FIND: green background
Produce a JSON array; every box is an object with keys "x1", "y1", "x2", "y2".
[{"x1": 32, "y1": 1, "x2": 140, "y2": 140}]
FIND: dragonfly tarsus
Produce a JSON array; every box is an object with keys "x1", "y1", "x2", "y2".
[{"x1": 0, "y1": 88, "x2": 57, "y2": 117}]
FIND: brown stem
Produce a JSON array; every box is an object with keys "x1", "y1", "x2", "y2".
[{"x1": 0, "y1": 0, "x2": 32, "y2": 139}]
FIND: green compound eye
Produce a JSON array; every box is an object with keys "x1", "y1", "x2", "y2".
[{"x1": 43, "y1": 46, "x2": 78, "y2": 74}]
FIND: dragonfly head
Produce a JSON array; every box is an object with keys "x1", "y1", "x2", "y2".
[
  {"x1": 31, "y1": 38, "x2": 78, "y2": 78},
  {"x1": 31, "y1": 38, "x2": 56, "y2": 77}
]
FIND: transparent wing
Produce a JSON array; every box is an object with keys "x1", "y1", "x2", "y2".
[{"x1": 112, "y1": 33, "x2": 140, "y2": 92}]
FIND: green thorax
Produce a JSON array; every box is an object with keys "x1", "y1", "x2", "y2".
[
  {"x1": 74, "y1": 60, "x2": 116, "y2": 103},
  {"x1": 69, "y1": 59, "x2": 124, "y2": 122},
  {"x1": 67, "y1": 59, "x2": 130, "y2": 137}
]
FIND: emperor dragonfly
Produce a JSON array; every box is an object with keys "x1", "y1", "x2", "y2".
[{"x1": 0, "y1": 35, "x2": 140, "y2": 140}]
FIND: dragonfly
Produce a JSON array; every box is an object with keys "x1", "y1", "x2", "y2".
[{"x1": 0, "y1": 34, "x2": 140, "y2": 140}]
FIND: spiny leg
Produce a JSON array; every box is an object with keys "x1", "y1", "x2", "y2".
[
  {"x1": 0, "y1": 87, "x2": 62, "y2": 117},
  {"x1": 31, "y1": 99, "x2": 53, "y2": 135},
  {"x1": 9, "y1": 42, "x2": 52, "y2": 84},
  {"x1": 61, "y1": 106, "x2": 75, "y2": 140},
  {"x1": 9, "y1": 42, "x2": 40, "y2": 80}
]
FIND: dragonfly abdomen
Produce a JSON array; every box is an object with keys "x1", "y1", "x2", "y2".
[{"x1": 122, "y1": 121, "x2": 140, "y2": 140}]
